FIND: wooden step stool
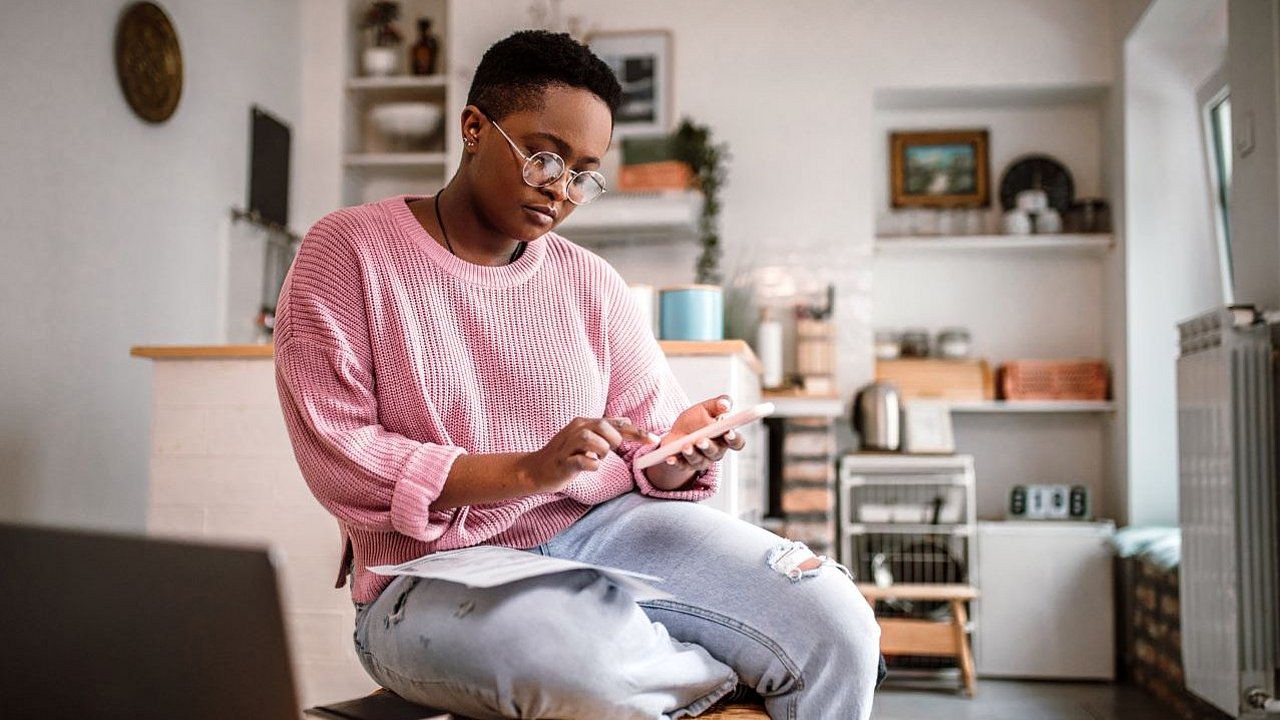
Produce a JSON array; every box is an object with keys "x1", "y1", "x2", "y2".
[{"x1": 857, "y1": 582, "x2": 979, "y2": 697}]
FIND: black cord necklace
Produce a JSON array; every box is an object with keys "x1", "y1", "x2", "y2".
[{"x1": 434, "y1": 190, "x2": 526, "y2": 265}]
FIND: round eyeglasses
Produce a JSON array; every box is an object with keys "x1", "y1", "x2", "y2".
[{"x1": 482, "y1": 113, "x2": 607, "y2": 205}]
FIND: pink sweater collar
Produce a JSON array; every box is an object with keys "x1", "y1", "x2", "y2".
[{"x1": 386, "y1": 195, "x2": 549, "y2": 289}]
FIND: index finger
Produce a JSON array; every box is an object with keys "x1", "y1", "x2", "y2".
[{"x1": 604, "y1": 417, "x2": 661, "y2": 444}]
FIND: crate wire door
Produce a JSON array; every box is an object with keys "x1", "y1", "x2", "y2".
[{"x1": 840, "y1": 455, "x2": 978, "y2": 664}]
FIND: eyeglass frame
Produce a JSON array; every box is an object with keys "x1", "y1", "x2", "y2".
[{"x1": 476, "y1": 109, "x2": 608, "y2": 206}]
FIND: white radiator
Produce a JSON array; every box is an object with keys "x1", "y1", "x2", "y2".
[{"x1": 1177, "y1": 306, "x2": 1280, "y2": 717}]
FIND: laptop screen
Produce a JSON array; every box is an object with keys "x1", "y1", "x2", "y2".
[{"x1": 0, "y1": 523, "x2": 299, "y2": 720}]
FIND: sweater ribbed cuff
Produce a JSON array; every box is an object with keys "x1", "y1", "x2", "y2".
[
  {"x1": 631, "y1": 443, "x2": 719, "y2": 501},
  {"x1": 389, "y1": 443, "x2": 467, "y2": 541}
]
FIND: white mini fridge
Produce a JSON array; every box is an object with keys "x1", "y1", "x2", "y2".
[{"x1": 974, "y1": 521, "x2": 1116, "y2": 679}]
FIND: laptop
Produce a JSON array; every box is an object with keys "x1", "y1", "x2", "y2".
[{"x1": 0, "y1": 522, "x2": 299, "y2": 720}]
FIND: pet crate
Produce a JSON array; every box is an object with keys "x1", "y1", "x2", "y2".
[{"x1": 839, "y1": 454, "x2": 978, "y2": 668}]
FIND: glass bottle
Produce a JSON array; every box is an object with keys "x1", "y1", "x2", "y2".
[{"x1": 410, "y1": 18, "x2": 440, "y2": 76}]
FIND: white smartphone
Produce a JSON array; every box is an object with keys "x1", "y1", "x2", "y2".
[{"x1": 634, "y1": 402, "x2": 775, "y2": 470}]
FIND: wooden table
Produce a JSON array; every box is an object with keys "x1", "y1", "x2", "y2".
[{"x1": 858, "y1": 583, "x2": 980, "y2": 696}]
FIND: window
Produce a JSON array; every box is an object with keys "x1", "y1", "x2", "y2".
[{"x1": 1199, "y1": 70, "x2": 1234, "y2": 303}]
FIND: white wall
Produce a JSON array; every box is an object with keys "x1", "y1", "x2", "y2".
[
  {"x1": 299, "y1": 0, "x2": 1116, "y2": 399},
  {"x1": 1123, "y1": 0, "x2": 1226, "y2": 526},
  {"x1": 1228, "y1": 0, "x2": 1280, "y2": 310},
  {"x1": 0, "y1": 0, "x2": 301, "y2": 530}
]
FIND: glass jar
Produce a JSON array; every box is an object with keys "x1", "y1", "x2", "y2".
[
  {"x1": 900, "y1": 328, "x2": 931, "y2": 358},
  {"x1": 936, "y1": 327, "x2": 972, "y2": 359},
  {"x1": 874, "y1": 329, "x2": 902, "y2": 360}
]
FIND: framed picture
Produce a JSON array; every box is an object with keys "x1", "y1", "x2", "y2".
[
  {"x1": 587, "y1": 30, "x2": 672, "y2": 137},
  {"x1": 889, "y1": 129, "x2": 990, "y2": 208}
]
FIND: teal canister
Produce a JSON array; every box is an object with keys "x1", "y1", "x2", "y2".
[{"x1": 659, "y1": 285, "x2": 723, "y2": 340}]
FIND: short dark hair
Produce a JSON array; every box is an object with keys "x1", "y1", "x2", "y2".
[{"x1": 466, "y1": 30, "x2": 622, "y2": 121}]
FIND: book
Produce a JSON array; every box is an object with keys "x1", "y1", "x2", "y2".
[{"x1": 304, "y1": 689, "x2": 451, "y2": 720}]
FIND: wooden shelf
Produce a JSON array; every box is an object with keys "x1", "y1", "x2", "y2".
[
  {"x1": 346, "y1": 75, "x2": 447, "y2": 91},
  {"x1": 875, "y1": 233, "x2": 1113, "y2": 253},
  {"x1": 944, "y1": 400, "x2": 1116, "y2": 414},
  {"x1": 343, "y1": 152, "x2": 448, "y2": 168}
]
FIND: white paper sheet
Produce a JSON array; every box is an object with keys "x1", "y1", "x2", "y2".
[{"x1": 369, "y1": 545, "x2": 672, "y2": 601}]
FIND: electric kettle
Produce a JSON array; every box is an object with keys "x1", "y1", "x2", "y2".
[{"x1": 852, "y1": 382, "x2": 901, "y2": 451}]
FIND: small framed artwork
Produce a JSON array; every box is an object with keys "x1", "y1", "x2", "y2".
[
  {"x1": 587, "y1": 30, "x2": 672, "y2": 137},
  {"x1": 889, "y1": 129, "x2": 990, "y2": 208},
  {"x1": 901, "y1": 401, "x2": 956, "y2": 455}
]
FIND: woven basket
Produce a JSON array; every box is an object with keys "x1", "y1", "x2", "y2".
[{"x1": 999, "y1": 359, "x2": 1108, "y2": 401}]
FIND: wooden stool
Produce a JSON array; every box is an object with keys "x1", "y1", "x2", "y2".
[{"x1": 857, "y1": 582, "x2": 979, "y2": 697}]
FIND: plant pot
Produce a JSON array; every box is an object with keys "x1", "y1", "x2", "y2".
[{"x1": 362, "y1": 46, "x2": 399, "y2": 76}]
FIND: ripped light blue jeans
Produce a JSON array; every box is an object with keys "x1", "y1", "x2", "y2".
[{"x1": 353, "y1": 492, "x2": 882, "y2": 719}]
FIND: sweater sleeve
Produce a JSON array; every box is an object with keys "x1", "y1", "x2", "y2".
[
  {"x1": 599, "y1": 271, "x2": 719, "y2": 501},
  {"x1": 273, "y1": 215, "x2": 463, "y2": 541}
]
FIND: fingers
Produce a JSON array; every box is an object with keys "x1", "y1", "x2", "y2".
[
  {"x1": 604, "y1": 417, "x2": 661, "y2": 445},
  {"x1": 699, "y1": 395, "x2": 733, "y2": 418},
  {"x1": 663, "y1": 429, "x2": 747, "y2": 470}
]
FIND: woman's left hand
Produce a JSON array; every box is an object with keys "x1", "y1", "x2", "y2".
[{"x1": 642, "y1": 395, "x2": 747, "y2": 491}]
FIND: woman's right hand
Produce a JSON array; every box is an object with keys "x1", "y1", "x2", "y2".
[{"x1": 518, "y1": 417, "x2": 658, "y2": 493}]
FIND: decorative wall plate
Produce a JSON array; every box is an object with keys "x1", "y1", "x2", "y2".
[
  {"x1": 998, "y1": 154, "x2": 1074, "y2": 213},
  {"x1": 114, "y1": 2, "x2": 183, "y2": 123}
]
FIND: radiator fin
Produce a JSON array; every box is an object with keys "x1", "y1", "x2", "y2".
[{"x1": 1177, "y1": 307, "x2": 1278, "y2": 717}]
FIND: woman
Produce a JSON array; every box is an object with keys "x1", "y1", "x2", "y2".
[{"x1": 275, "y1": 29, "x2": 880, "y2": 719}]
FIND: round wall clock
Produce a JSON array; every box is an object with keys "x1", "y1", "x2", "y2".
[
  {"x1": 114, "y1": 2, "x2": 183, "y2": 124},
  {"x1": 998, "y1": 154, "x2": 1075, "y2": 214}
]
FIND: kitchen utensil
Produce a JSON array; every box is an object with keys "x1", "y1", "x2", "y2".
[
  {"x1": 1066, "y1": 197, "x2": 1110, "y2": 233},
  {"x1": 900, "y1": 328, "x2": 930, "y2": 358},
  {"x1": 757, "y1": 307, "x2": 784, "y2": 388},
  {"x1": 1034, "y1": 207, "x2": 1063, "y2": 233},
  {"x1": 1003, "y1": 209, "x2": 1032, "y2": 235},
  {"x1": 658, "y1": 285, "x2": 723, "y2": 340},
  {"x1": 999, "y1": 154, "x2": 1075, "y2": 214},
  {"x1": 936, "y1": 327, "x2": 972, "y2": 359},
  {"x1": 874, "y1": 330, "x2": 902, "y2": 360},
  {"x1": 852, "y1": 381, "x2": 902, "y2": 451},
  {"x1": 1015, "y1": 188, "x2": 1048, "y2": 213},
  {"x1": 369, "y1": 101, "x2": 442, "y2": 150}
]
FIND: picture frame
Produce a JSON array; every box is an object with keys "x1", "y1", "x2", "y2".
[
  {"x1": 587, "y1": 30, "x2": 672, "y2": 137},
  {"x1": 889, "y1": 129, "x2": 990, "y2": 208},
  {"x1": 900, "y1": 401, "x2": 956, "y2": 455}
]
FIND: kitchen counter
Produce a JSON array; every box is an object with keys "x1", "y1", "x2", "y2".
[
  {"x1": 131, "y1": 339, "x2": 762, "y2": 373},
  {"x1": 131, "y1": 337, "x2": 764, "y2": 706}
]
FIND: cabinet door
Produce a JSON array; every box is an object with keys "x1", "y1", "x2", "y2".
[
  {"x1": 974, "y1": 522, "x2": 1115, "y2": 679},
  {"x1": 665, "y1": 354, "x2": 764, "y2": 524}
]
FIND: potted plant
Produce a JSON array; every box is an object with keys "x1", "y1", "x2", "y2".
[
  {"x1": 360, "y1": 1, "x2": 403, "y2": 76},
  {"x1": 672, "y1": 117, "x2": 729, "y2": 285}
]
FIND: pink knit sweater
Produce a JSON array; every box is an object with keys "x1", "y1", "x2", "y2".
[{"x1": 274, "y1": 196, "x2": 717, "y2": 603}]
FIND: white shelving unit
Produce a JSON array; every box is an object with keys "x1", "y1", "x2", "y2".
[
  {"x1": 343, "y1": 152, "x2": 449, "y2": 168},
  {"x1": 341, "y1": 0, "x2": 452, "y2": 207},
  {"x1": 871, "y1": 82, "x2": 1118, "y2": 521},
  {"x1": 875, "y1": 233, "x2": 1113, "y2": 254},
  {"x1": 945, "y1": 400, "x2": 1116, "y2": 414},
  {"x1": 345, "y1": 74, "x2": 448, "y2": 91},
  {"x1": 556, "y1": 190, "x2": 701, "y2": 246}
]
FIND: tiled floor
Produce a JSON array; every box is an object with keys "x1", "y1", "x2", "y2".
[{"x1": 872, "y1": 674, "x2": 1174, "y2": 720}]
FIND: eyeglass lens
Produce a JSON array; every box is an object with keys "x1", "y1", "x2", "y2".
[{"x1": 522, "y1": 151, "x2": 605, "y2": 204}]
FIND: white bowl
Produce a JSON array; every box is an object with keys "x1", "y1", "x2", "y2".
[{"x1": 369, "y1": 102, "x2": 442, "y2": 146}]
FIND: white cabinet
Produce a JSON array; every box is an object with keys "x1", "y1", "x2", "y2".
[
  {"x1": 663, "y1": 341, "x2": 766, "y2": 525},
  {"x1": 973, "y1": 520, "x2": 1116, "y2": 679}
]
